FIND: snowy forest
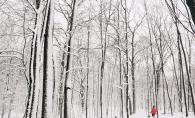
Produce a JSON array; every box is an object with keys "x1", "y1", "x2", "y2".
[{"x1": 0, "y1": 0, "x2": 195, "y2": 118}]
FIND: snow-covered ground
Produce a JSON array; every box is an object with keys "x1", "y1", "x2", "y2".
[
  {"x1": 130, "y1": 110, "x2": 194, "y2": 118},
  {"x1": 2, "y1": 110, "x2": 194, "y2": 118},
  {"x1": 1, "y1": 113, "x2": 24, "y2": 118}
]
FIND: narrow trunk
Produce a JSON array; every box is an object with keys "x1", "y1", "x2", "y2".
[
  {"x1": 119, "y1": 47, "x2": 123, "y2": 118},
  {"x1": 41, "y1": 0, "x2": 54, "y2": 117},
  {"x1": 116, "y1": 1, "x2": 123, "y2": 117},
  {"x1": 64, "y1": 1, "x2": 78, "y2": 118},
  {"x1": 179, "y1": 34, "x2": 195, "y2": 115},
  {"x1": 85, "y1": 25, "x2": 90, "y2": 118},
  {"x1": 59, "y1": 43, "x2": 67, "y2": 118},
  {"x1": 163, "y1": 78, "x2": 165, "y2": 114},
  {"x1": 177, "y1": 35, "x2": 188, "y2": 117},
  {"x1": 148, "y1": 21, "x2": 158, "y2": 118},
  {"x1": 53, "y1": 50, "x2": 59, "y2": 117},
  {"x1": 131, "y1": 33, "x2": 135, "y2": 114},
  {"x1": 188, "y1": 38, "x2": 192, "y2": 111},
  {"x1": 124, "y1": 0, "x2": 130, "y2": 117},
  {"x1": 25, "y1": 32, "x2": 36, "y2": 118},
  {"x1": 92, "y1": 66, "x2": 95, "y2": 117},
  {"x1": 99, "y1": 1, "x2": 106, "y2": 117},
  {"x1": 162, "y1": 70, "x2": 173, "y2": 116},
  {"x1": 168, "y1": 43, "x2": 183, "y2": 112},
  {"x1": 146, "y1": 49, "x2": 150, "y2": 114},
  {"x1": 59, "y1": 44, "x2": 66, "y2": 118}
]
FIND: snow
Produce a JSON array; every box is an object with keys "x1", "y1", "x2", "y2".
[
  {"x1": 71, "y1": 107, "x2": 195, "y2": 118},
  {"x1": 3, "y1": 110, "x2": 195, "y2": 118},
  {"x1": 129, "y1": 110, "x2": 194, "y2": 118},
  {"x1": 1, "y1": 112, "x2": 24, "y2": 118}
]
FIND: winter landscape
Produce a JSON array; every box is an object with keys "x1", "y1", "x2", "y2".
[{"x1": 0, "y1": 0, "x2": 195, "y2": 118}]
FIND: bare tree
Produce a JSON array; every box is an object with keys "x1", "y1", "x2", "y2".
[
  {"x1": 64, "y1": 0, "x2": 78, "y2": 118},
  {"x1": 41, "y1": 0, "x2": 55, "y2": 117}
]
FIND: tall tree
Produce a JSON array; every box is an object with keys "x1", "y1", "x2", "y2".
[
  {"x1": 41, "y1": 0, "x2": 54, "y2": 117},
  {"x1": 24, "y1": 0, "x2": 43, "y2": 117},
  {"x1": 64, "y1": 0, "x2": 78, "y2": 118}
]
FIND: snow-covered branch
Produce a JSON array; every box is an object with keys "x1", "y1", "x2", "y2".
[
  {"x1": 26, "y1": 0, "x2": 37, "y2": 13},
  {"x1": 0, "y1": 55, "x2": 23, "y2": 60},
  {"x1": 0, "y1": 50, "x2": 23, "y2": 55},
  {"x1": 0, "y1": 63, "x2": 25, "y2": 69}
]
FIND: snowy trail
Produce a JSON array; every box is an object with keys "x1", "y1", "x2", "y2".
[{"x1": 130, "y1": 110, "x2": 194, "y2": 118}]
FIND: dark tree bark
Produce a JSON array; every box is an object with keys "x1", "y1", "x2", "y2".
[
  {"x1": 117, "y1": 1, "x2": 123, "y2": 117},
  {"x1": 177, "y1": 30, "x2": 188, "y2": 117},
  {"x1": 24, "y1": 0, "x2": 42, "y2": 117},
  {"x1": 179, "y1": 33, "x2": 195, "y2": 115},
  {"x1": 131, "y1": 33, "x2": 135, "y2": 114},
  {"x1": 187, "y1": 36, "x2": 192, "y2": 111},
  {"x1": 186, "y1": 0, "x2": 195, "y2": 24},
  {"x1": 147, "y1": 20, "x2": 157, "y2": 118},
  {"x1": 162, "y1": 70, "x2": 173, "y2": 116},
  {"x1": 99, "y1": 1, "x2": 104, "y2": 118},
  {"x1": 166, "y1": 39, "x2": 183, "y2": 112},
  {"x1": 41, "y1": 0, "x2": 54, "y2": 117},
  {"x1": 122, "y1": 0, "x2": 132, "y2": 117},
  {"x1": 64, "y1": 0, "x2": 78, "y2": 118},
  {"x1": 85, "y1": 24, "x2": 90, "y2": 118},
  {"x1": 59, "y1": 50, "x2": 66, "y2": 118},
  {"x1": 35, "y1": 0, "x2": 40, "y2": 9},
  {"x1": 171, "y1": 0, "x2": 195, "y2": 113}
]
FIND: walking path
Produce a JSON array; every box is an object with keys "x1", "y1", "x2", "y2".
[{"x1": 130, "y1": 110, "x2": 194, "y2": 118}]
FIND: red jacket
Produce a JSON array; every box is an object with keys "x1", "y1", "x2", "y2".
[{"x1": 151, "y1": 108, "x2": 156, "y2": 114}]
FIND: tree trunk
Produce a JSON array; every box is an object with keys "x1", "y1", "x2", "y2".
[
  {"x1": 41, "y1": 0, "x2": 54, "y2": 117},
  {"x1": 123, "y1": 0, "x2": 130, "y2": 117},
  {"x1": 147, "y1": 21, "x2": 158, "y2": 118},
  {"x1": 53, "y1": 50, "x2": 59, "y2": 118},
  {"x1": 99, "y1": 1, "x2": 107, "y2": 117},
  {"x1": 177, "y1": 32, "x2": 188, "y2": 117},
  {"x1": 162, "y1": 70, "x2": 173, "y2": 116},
  {"x1": 179, "y1": 35, "x2": 195, "y2": 115},
  {"x1": 85, "y1": 23, "x2": 90, "y2": 118},
  {"x1": 24, "y1": 0, "x2": 43, "y2": 117},
  {"x1": 187, "y1": 37, "x2": 192, "y2": 111},
  {"x1": 64, "y1": 0, "x2": 78, "y2": 118},
  {"x1": 131, "y1": 33, "x2": 136, "y2": 114},
  {"x1": 186, "y1": 0, "x2": 195, "y2": 24},
  {"x1": 163, "y1": 77, "x2": 165, "y2": 114},
  {"x1": 146, "y1": 49, "x2": 150, "y2": 114},
  {"x1": 167, "y1": 41, "x2": 183, "y2": 112}
]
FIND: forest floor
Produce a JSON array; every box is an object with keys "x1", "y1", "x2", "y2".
[
  {"x1": 130, "y1": 110, "x2": 194, "y2": 118},
  {"x1": 4, "y1": 110, "x2": 195, "y2": 118}
]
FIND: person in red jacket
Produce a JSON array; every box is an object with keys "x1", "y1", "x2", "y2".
[{"x1": 150, "y1": 106, "x2": 157, "y2": 118}]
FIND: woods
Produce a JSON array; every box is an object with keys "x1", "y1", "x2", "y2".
[{"x1": 0, "y1": 0, "x2": 195, "y2": 118}]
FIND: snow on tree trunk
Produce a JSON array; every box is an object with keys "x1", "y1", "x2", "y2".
[
  {"x1": 24, "y1": 0, "x2": 44, "y2": 117},
  {"x1": 41, "y1": 0, "x2": 54, "y2": 117},
  {"x1": 64, "y1": 0, "x2": 78, "y2": 118},
  {"x1": 25, "y1": 34, "x2": 36, "y2": 118},
  {"x1": 53, "y1": 48, "x2": 59, "y2": 118}
]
